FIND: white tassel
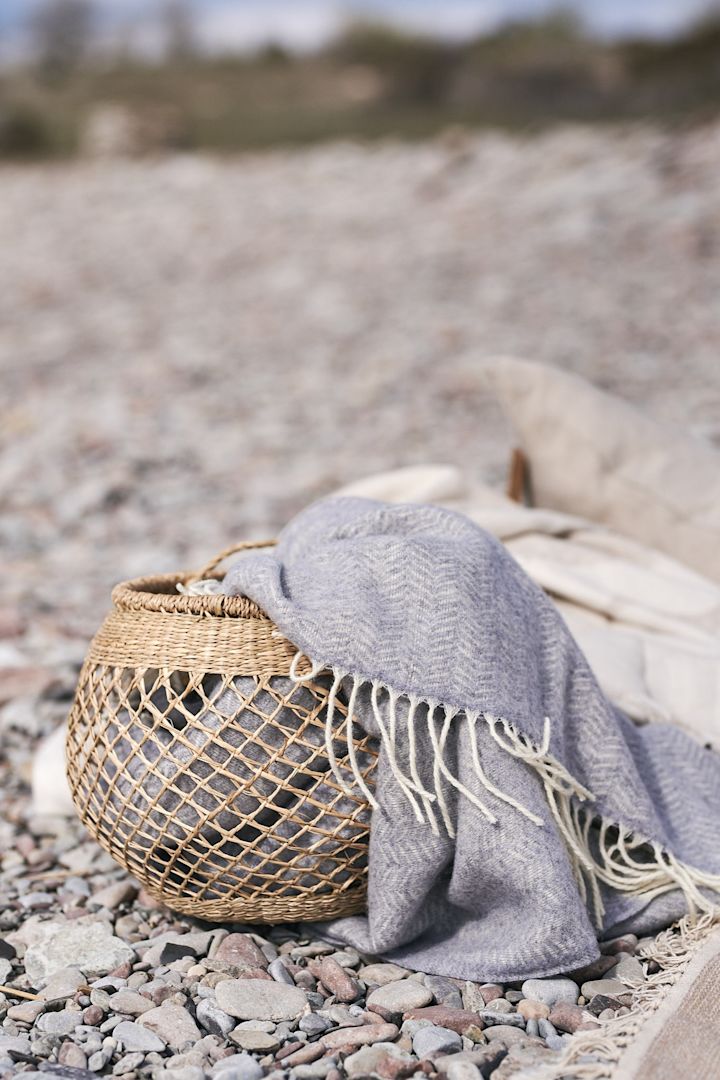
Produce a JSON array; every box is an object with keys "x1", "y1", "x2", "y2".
[
  {"x1": 466, "y1": 712, "x2": 545, "y2": 827},
  {"x1": 407, "y1": 698, "x2": 439, "y2": 836},
  {"x1": 436, "y1": 708, "x2": 499, "y2": 825},
  {"x1": 371, "y1": 682, "x2": 426, "y2": 824},
  {"x1": 426, "y1": 703, "x2": 455, "y2": 837},
  {"x1": 289, "y1": 650, "x2": 323, "y2": 683},
  {"x1": 343, "y1": 674, "x2": 379, "y2": 809}
]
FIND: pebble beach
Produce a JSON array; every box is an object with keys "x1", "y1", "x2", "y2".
[{"x1": 2, "y1": 122, "x2": 720, "y2": 1079}]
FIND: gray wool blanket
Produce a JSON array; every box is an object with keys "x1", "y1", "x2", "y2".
[{"x1": 222, "y1": 497, "x2": 720, "y2": 981}]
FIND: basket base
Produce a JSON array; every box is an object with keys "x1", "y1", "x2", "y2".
[{"x1": 140, "y1": 882, "x2": 369, "y2": 924}]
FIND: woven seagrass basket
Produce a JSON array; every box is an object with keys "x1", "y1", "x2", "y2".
[{"x1": 66, "y1": 541, "x2": 377, "y2": 923}]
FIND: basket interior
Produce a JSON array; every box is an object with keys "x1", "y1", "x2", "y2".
[{"x1": 67, "y1": 662, "x2": 377, "y2": 908}]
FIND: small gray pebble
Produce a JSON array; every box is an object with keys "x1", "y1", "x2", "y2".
[
  {"x1": 299, "y1": 1013, "x2": 332, "y2": 1036},
  {"x1": 268, "y1": 959, "x2": 295, "y2": 986},
  {"x1": 196, "y1": 998, "x2": 235, "y2": 1037},
  {"x1": 212, "y1": 1051, "x2": 264, "y2": 1080},
  {"x1": 413, "y1": 1025, "x2": 462, "y2": 1058},
  {"x1": 89, "y1": 1048, "x2": 112, "y2": 1071},
  {"x1": 545, "y1": 1033, "x2": 567, "y2": 1051}
]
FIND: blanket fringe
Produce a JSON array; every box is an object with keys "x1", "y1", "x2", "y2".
[
  {"x1": 524, "y1": 912, "x2": 720, "y2": 1079},
  {"x1": 292, "y1": 652, "x2": 720, "y2": 929}
]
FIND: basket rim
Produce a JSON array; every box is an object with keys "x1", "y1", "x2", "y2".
[{"x1": 112, "y1": 571, "x2": 268, "y2": 620}]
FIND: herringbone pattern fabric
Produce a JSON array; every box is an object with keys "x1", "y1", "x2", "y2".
[{"x1": 222, "y1": 498, "x2": 720, "y2": 980}]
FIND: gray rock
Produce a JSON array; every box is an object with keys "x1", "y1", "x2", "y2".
[
  {"x1": 24, "y1": 919, "x2": 134, "y2": 983},
  {"x1": 91, "y1": 977, "x2": 126, "y2": 992},
  {"x1": 293, "y1": 1062, "x2": 338, "y2": 1080},
  {"x1": 88, "y1": 1048, "x2": 112, "y2": 1070},
  {"x1": 367, "y1": 979, "x2": 433, "y2": 1014},
  {"x1": 88, "y1": 882, "x2": 137, "y2": 910},
  {"x1": 18, "y1": 891, "x2": 55, "y2": 910},
  {"x1": 215, "y1": 978, "x2": 307, "y2": 1021},
  {"x1": 138, "y1": 1002, "x2": 201, "y2": 1050},
  {"x1": 40, "y1": 966, "x2": 87, "y2": 1002},
  {"x1": 229, "y1": 1029, "x2": 280, "y2": 1052},
  {"x1": 232, "y1": 1020, "x2": 276, "y2": 1033},
  {"x1": 299, "y1": 1013, "x2": 332, "y2": 1036},
  {"x1": 479, "y1": 1025, "x2": 531, "y2": 1048},
  {"x1": 613, "y1": 954, "x2": 645, "y2": 987},
  {"x1": 113, "y1": 1052, "x2": 145, "y2": 1075},
  {"x1": 520, "y1": 978, "x2": 579, "y2": 1008},
  {"x1": 110, "y1": 990, "x2": 153, "y2": 1016},
  {"x1": 268, "y1": 958, "x2": 295, "y2": 985},
  {"x1": 484, "y1": 998, "x2": 514, "y2": 1013},
  {"x1": 581, "y1": 978, "x2": 629, "y2": 999},
  {"x1": 114, "y1": 1019, "x2": 167, "y2": 1053},
  {"x1": 344, "y1": 1042, "x2": 412, "y2": 1077},
  {"x1": 196, "y1": 998, "x2": 236, "y2": 1037},
  {"x1": 545, "y1": 1033, "x2": 569, "y2": 1051},
  {"x1": 212, "y1": 1052, "x2": 264, "y2": 1080},
  {"x1": 424, "y1": 974, "x2": 463, "y2": 1008},
  {"x1": 445, "y1": 1059, "x2": 483, "y2": 1080},
  {"x1": 538, "y1": 1018, "x2": 557, "y2": 1040},
  {"x1": 358, "y1": 963, "x2": 410, "y2": 986},
  {"x1": 413, "y1": 1025, "x2": 463, "y2": 1058},
  {"x1": 35, "y1": 1008, "x2": 83, "y2": 1035}
]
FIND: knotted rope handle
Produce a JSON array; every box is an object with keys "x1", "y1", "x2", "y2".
[{"x1": 188, "y1": 539, "x2": 276, "y2": 585}]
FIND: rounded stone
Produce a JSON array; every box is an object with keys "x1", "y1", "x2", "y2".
[
  {"x1": 114, "y1": 1019, "x2": 167, "y2": 1052},
  {"x1": 520, "y1": 978, "x2": 579, "y2": 1008},
  {"x1": 196, "y1": 998, "x2": 235, "y2": 1037},
  {"x1": 35, "y1": 1009, "x2": 81, "y2": 1036},
  {"x1": 358, "y1": 963, "x2": 410, "y2": 986},
  {"x1": 366, "y1": 980, "x2": 433, "y2": 1014},
  {"x1": 344, "y1": 1042, "x2": 412, "y2": 1078},
  {"x1": 581, "y1": 978, "x2": 629, "y2": 1000},
  {"x1": 445, "y1": 1060, "x2": 483, "y2": 1080},
  {"x1": 229, "y1": 1029, "x2": 280, "y2": 1052},
  {"x1": 24, "y1": 919, "x2": 134, "y2": 983},
  {"x1": 212, "y1": 1052, "x2": 264, "y2": 1080},
  {"x1": 138, "y1": 1002, "x2": 201, "y2": 1050},
  {"x1": 413, "y1": 1025, "x2": 463, "y2": 1059},
  {"x1": 613, "y1": 954, "x2": 645, "y2": 987},
  {"x1": 110, "y1": 989, "x2": 153, "y2": 1016},
  {"x1": 517, "y1": 999, "x2": 550, "y2": 1021},
  {"x1": 215, "y1": 978, "x2": 308, "y2": 1022}
]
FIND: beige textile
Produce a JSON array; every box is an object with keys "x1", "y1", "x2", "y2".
[
  {"x1": 613, "y1": 925, "x2": 720, "y2": 1080},
  {"x1": 480, "y1": 356, "x2": 720, "y2": 584}
]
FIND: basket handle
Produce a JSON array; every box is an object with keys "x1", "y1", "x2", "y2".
[{"x1": 188, "y1": 539, "x2": 276, "y2": 584}]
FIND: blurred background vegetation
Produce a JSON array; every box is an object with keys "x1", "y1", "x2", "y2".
[{"x1": 2, "y1": 0, "x2": 720, "y2": 160}]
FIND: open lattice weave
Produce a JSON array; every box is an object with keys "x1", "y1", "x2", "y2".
[{"x1": 66, "y1": 551, "x2": 378, "y2": 923}]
